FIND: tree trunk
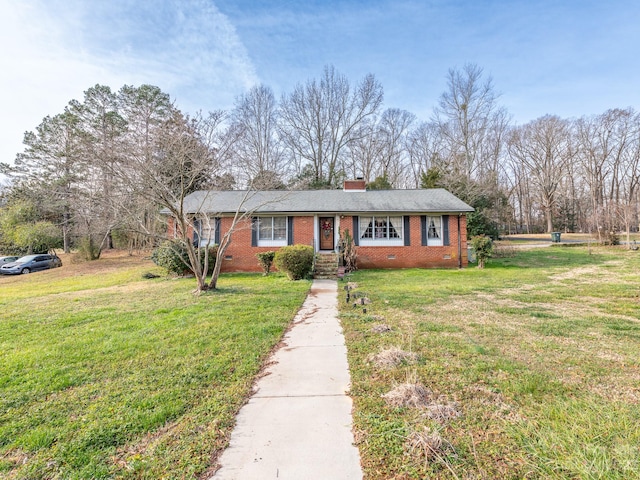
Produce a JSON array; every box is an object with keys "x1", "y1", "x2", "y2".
[
  {"x1": 208, "y1": 236, "x2": 230, "y2": 290},
  {"x1": 546, "y1": 208, "x2": 554, "y2": 233}
]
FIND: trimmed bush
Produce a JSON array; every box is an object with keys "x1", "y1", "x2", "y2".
[
  {"x1": 274, "y1": 244, "x2": 314, "y2": 280},
  {"x1": 152, "y1": 240, "x2": 217, "y2": 276},
  {"x1": 256, "y1": 251, "x2": 276, "y2": 276},
  {"x1": 470, "y1": 235, "x2": 494, "y2": 269}
]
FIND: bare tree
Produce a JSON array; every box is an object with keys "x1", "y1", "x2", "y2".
[
  {"x1": 508, "y1": 115, "x2": 573, "y2": 233},
  {"x1": 614, "y1": 110, "x2": 640, "y2": 245},
  {"x1": 108, "y1": 108, "x2": 260, "y2": 292},
  {"x1": 375, "y1": 108, "x2": 415, "y2": 187},
  {"x1": 109, "y1": 110, "x2": 219, "y2": 291},
  {"x1": 344, "y1": 117, "x2": 382, "y2": 182},
  {"x1": 406, "y1": 121, "x2": 445, "y2": 188},
  {"x1": 230, "y1": 84, "x2": 288, "y2": 188},
  {"x1": 116, "y1": 84, "x2": 177, "y2": 250},
  {"x1": 434, "y1": 63, "x2": 509, "y2": 182},
  {"x1": 575, "y1": 108, "x2": 638, "y2": 242},
  {"x1": 279, "y1": 65, "x2": 383, "y2": 188},
  {"x1": 345, "y1": 109, "x2": 415, "y2": 187}
]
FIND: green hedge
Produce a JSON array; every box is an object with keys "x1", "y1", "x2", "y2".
[
  {"x1": 152, "y1": 240, "x2": 217, "y2": 276},
  {"x1": 274, "y1": 245, "x2": 314, "y2": 280}
]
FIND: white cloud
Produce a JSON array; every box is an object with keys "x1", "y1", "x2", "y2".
[{"x1": 0, "y1": 0, "x2": 257, "y2": 168}]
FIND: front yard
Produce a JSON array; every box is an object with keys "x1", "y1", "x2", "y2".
[
  {"x1": 2, "y1": 247, "x2": 639, "y2": 479},
  {"x1": 0, "y1": 252, "x2": 310, "y2": 479},
  {"x1": 341, "y1": 246, "x2": 640, "y2": 479}
]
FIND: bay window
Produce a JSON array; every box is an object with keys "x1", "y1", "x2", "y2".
[{"x1": 359, "y1": 216, "x2": 403, "y2": 246}]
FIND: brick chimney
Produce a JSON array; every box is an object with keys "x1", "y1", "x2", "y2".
[{"x1": 343, "y1": 178, "x2": 366, "y2": 192}]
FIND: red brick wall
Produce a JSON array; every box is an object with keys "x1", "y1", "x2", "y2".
[
  {"x1": 166, "y1": 214, "x2": 468, "y2": 272},
  {"x1": 217, "y1": 216, "x2": 316, "y2": 273},
  {"x1": 339, "y1": 215, "x2": 468, "y2": 269}
]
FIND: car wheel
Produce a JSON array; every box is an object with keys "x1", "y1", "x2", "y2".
[{"x1": 21, "y1": 268, "x2": 30, "y2": 274}]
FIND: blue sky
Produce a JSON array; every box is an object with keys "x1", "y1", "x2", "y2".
[{"x1": 1, "y1": 0, "x2": 639, "y2": 169}]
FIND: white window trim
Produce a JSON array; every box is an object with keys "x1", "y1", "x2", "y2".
[
  {"x1": 426, "y1": 216, "x2": 443, "y2": 246},
  {"x1": 258, "y1": 239, "x2": 288, "y2": 247},
  {"x1": 257, "y1": 216, "x2": 288, "y2": 247},
  {"x1": 359, "y1": 238, "x2": 404, "y2": 247}
]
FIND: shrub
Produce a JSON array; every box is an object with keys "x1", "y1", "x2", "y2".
[
  {"x1": 338, "y1": 228, "x2": 357, "y2": 272},
  {"x1": 256, "y1": 251, "x2": 276, "y2": 276},
  {"x1": 470, "y1": 235, "x2": 494, "y2": 269},
  {"x1": 152, "y1": 240, "x2": 217, "y2": 276},
  {"x1": 274, "y1": 245, "x2": 314, "y2": 280},
  {"x1": 13, "y1": 221, "x2": 62, "y2": 254},
  {"x1": 77, "y1": 235, "x2": 102, "y2": 261},
  {"x1": 602, "y1": 230, "x2": 620, "y2": 246}
]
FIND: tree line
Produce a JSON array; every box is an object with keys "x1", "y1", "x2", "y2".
[{"x1": 1, "y1": 63, "x2": 639, "y2": 258}]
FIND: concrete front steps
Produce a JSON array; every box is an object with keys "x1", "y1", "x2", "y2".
[{"x1": 314, "y1": 253, "x2": 339, "y2": 279}]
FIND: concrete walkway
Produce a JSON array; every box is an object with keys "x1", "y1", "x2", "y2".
[{"x1": 211, "y1": 279, "x2": 363, "y2": 480}]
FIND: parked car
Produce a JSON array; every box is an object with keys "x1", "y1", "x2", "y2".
[
  {"x1": 0, "y1": 254, "x2": 62, "y2": 275},
  {"x1": 0, "y1": 256, "x2": 19, "y2": 266}
]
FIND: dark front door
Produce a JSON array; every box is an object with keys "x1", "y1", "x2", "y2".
[{"x1": 319, "y1": 217, "x2": 335, "y2": 250}]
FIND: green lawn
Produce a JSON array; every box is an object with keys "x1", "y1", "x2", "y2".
[
  {"x1": 0, "y1": 252, "x2": 310, "y2": 479},
  {"x1": 3, "y1": 247, "x2": 639, "y2": 479},
  {"x1": 340, "y1": 246, "x2": 640, "y2": 479}
]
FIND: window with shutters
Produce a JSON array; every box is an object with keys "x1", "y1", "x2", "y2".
[
  {"x1": 257, "y1": 217, "x2": 288, "y2": 246},
  {"x1": 426, "y1": 216, "x2": 443, "y2": 246},
  {"x1": 358, "y1": 216, "x2": 404, "y2": 246}
]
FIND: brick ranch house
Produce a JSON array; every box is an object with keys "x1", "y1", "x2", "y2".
[{"x1": 166, "y1": 180, "x2": 474, "y2": 273}]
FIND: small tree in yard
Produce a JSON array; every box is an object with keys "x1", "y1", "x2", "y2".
[
  {"x1": 471, "y1": 235, "x2": 493, "y2": 269},
  {"x1": 108, "y1": 109, "x2": 243, "y2": 293},
  {"x1": 338, "y1": 228, "x2": 357, "y2": 272},
  {"x1": 152, "y1": 240, "x2": 217, "y2": 276},
  {"x1": 256, "y1": 251, "x2": 276, "y2": 276},
  {"x1": 274, "y1": 245, "x2": 314, "y2": 280}
]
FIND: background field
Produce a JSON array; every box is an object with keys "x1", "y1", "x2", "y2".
[
  {"x1": 0, "y1": 252, "x2": 310, "y2": 479},
  {"x1": 341, "y1": 246, "x2": 640, "y2": 479}
]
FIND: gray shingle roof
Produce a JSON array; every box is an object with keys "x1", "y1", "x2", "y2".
[{"x1": 177, "y1": 189, "x2": 474, "y2": 215}]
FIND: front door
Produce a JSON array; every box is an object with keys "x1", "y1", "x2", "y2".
[{"x1": 319, "y1": 217, "x2": 335, "y2": 250}]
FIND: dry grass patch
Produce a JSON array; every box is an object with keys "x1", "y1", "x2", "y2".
[
  {"x1": 549, "y1": 259, "x2": 625, "y2": 283},
  {"x1": 368, "y1": 346, "x2": 418, "y2": 369},
  {"x1": 424, "y1": 403, "x2": 462, "y2": 423},
  {"x1": 371, "y1": 324, "x2": 392, "y2": 333},
  {"x1": 382, "y1": 382, "x2": 434, "y2": 408},
  {"x1": 405, "y1": 427, "x2": 454, "y2": 464},
  {"x1": 340, "y1": 248, "x2": 640, "y2": 479}
]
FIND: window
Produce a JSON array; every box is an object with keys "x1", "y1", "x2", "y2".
[
  {"x1": 257, "y1": 217, "x2": 288, "y2": 246},
  {"x1": 426, "y1": 216, "x2": 442, "y2": 246},
  {"x1": 197, "y1": 217, "x2": 218, "y2": 247},
  {"x1": 359, "y1": 216, "x2": 403, "y2": 245}
]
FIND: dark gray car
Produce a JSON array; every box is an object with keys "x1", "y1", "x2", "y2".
[{"x1": 0, "y1": 254, "x2": 62, "y2": 275}]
